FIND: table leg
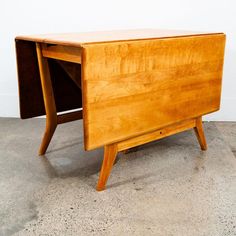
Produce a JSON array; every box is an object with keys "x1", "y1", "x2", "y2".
[
  {"x1": 96, "y1": 144, "x2": 118, "y2": 191},
  {"x1": 36, "y1": 43, "x2": 57, "y2": 155},
  {"x1": 194, "y1": 116, "x2": 207, "y2": 150}
]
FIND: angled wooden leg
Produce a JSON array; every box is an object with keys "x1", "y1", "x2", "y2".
[
  {"x1": 194, "y1": 117, "x2": 207, "y2": 150},
  {"x1": 38, "y1": 118, "x2": 57, "y2": 155},
  {"x1": 96, "y1": 144, "x2": 118, "y2": 191},
  {"x1": 36, "y1": 43, "x2": 57, "y2": 155}
]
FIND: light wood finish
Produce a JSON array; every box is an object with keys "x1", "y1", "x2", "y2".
[
  {"x1": 42, "y1": 44, "x2": 82, "y2": 63},
  {"x1": 82, "y1": 34, "x2": 225, "y2": 150},
  {"x1": 16, "y1": 29, "x2": 226, "y2": 190},
  {"x1": 194, "y1": 117, "x2": 207, "y2": 150},
  {"x1": 16, "y1": 29, "x2": 222, "y2": 47},
  {"x1": 36, "y1": 44, "x2": 83, "y2": 155},
  {"x1": 96, "y1": 144, "x2": 118, "y2": 191},
  {"x1": 36, "y1": 43, "x2": 58, "y2": 155},
  {"x1": 117, "y1": 118, "x2": 196, "y2": 152}
]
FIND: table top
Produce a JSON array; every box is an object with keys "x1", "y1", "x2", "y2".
[{"x1": 15, "y1": 29, "x2": 223, "y2": 47}]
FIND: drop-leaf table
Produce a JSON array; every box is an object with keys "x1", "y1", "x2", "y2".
[{"x1": 15, "y1": 29, "x2": 226, "y2": 191}]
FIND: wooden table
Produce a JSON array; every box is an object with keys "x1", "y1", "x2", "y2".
[{"x1": 15, "y1": 29, "x2": 226, "y2": 191}]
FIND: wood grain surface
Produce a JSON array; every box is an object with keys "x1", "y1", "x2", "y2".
[
  {"x1": 15, "y1": 29, "x2": 222, "y2": 47},
  {"x1": 82, "y1": 34, "x2": 226, "y2": 150}
]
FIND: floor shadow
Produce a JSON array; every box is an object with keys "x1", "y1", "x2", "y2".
[
  {"x1": 106, "y1": 172, "x2": 155, "y2": 190},
  {"x1": 46, "y1": 140, "x2": 83, "y2": 154}
]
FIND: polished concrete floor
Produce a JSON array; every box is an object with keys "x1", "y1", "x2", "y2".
[{"x1": 0, "y1": 118, "x2": 235, "y2": 236}]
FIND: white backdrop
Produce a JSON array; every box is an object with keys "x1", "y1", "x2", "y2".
[{"x1": 1, "y1": 0, "x2": 236, "y2": 120}]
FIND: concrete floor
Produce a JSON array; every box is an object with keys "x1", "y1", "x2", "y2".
[{"x1": 0, "y1": 118, "x2": 236, "y2": 236}]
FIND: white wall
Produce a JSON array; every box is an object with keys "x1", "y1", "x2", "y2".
[{"x1": 1, "y1": 0, "x2": 236, "y2": 120}]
